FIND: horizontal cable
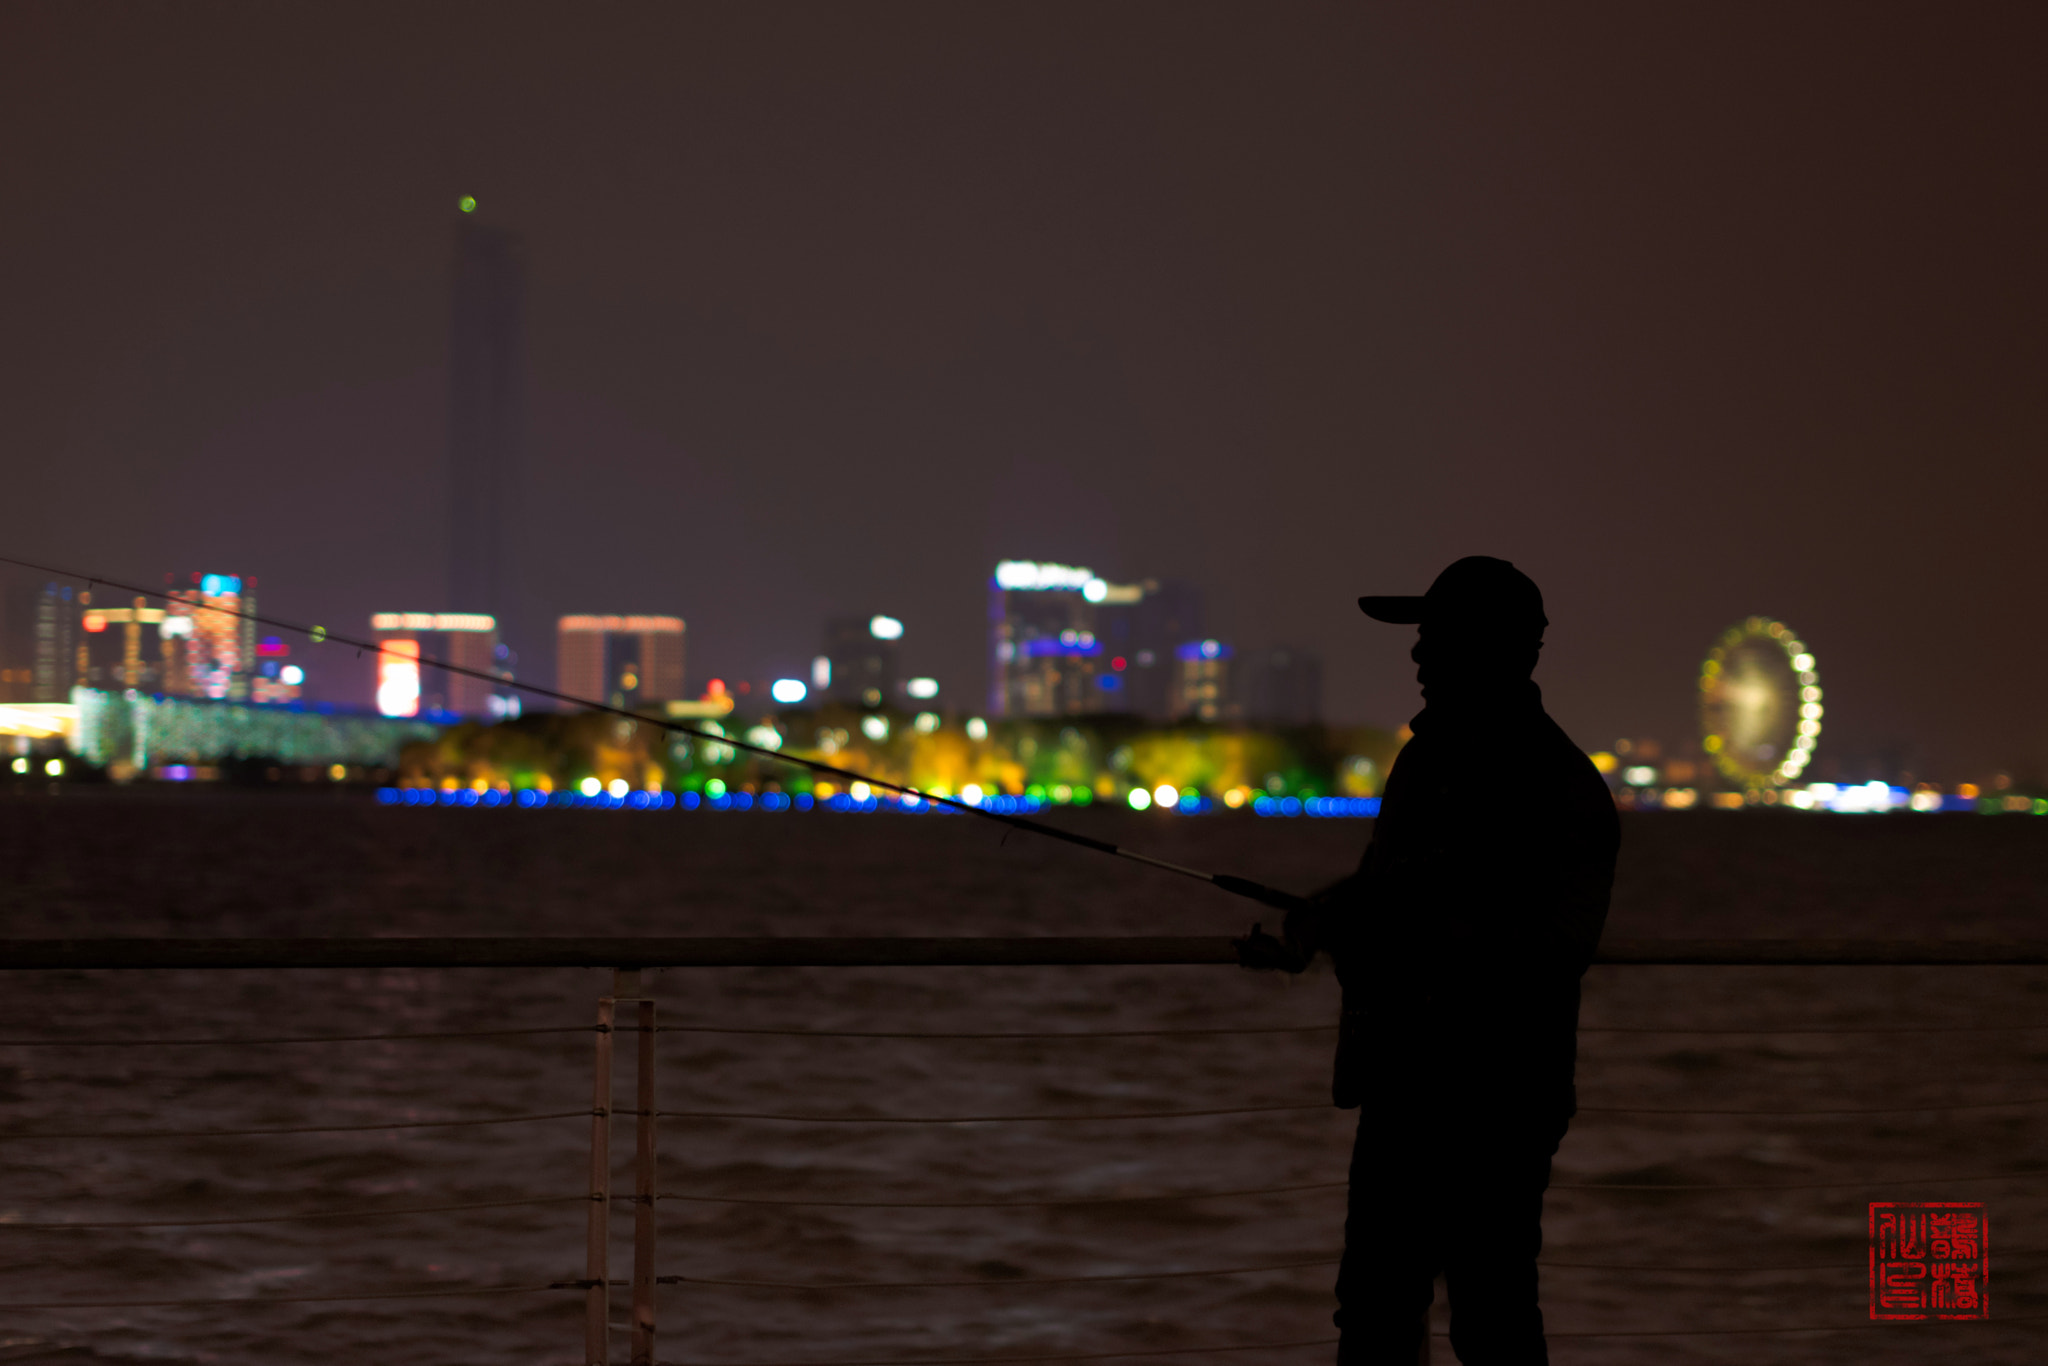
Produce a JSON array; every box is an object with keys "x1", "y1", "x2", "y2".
[
  {"x1": 659, "y1": 1256, "x2": 1336, "y2": 1290},
  {"x1": 1538, "y1": 1312, "x2": 2048, "y2": 1337},
  {"x1": 655, "y1": 1103, "x2": 1324, "y2": 1124},
  {"x1": 655, "y1": 1248, "x2": 2048, "y2": 1283},
  {"x1": 1581, "y1": 1022, "x2": 2048, "y2": 1034},
  {"x1": 1541, "y1": 1246, "x2": 2048, "y2": 1270},
  {"x1": 0, "y1": 1110, "x2": 588, "y2": 1141},
  {"x1": 9, "y1": 1021, "x2": 2032, "y2": 1046},
  {"x1": 655, "y1": 1180, "x2": 1347, "y2": 1209},
  {"x1": 9, "y1": 934, "x2": 2048, "y2": 970},
  {"x1": 658, "y1": 1022, "x2": 2048, "y2": 1040},
  {"x1": 1555, "y1": 1166, "x2": 2048, "y2": 1191},
  {"x1": 653, "y1": 1315, "x2": 2048, "y2": 1363},
  {"x1": 0, "y1": 1194, "x2": 587, "y2": 1230},
  {"x1": 0, "y1": 1281, "x2": 564, "y2": 1310},
  {"x1": 655, "y1": 1024, "x2": 1334, "y2": 1040},
  {"x1": 1, "y1": 1020, "x2": 2033, "y2": 1048},
  {"x1": 1579, "y1": 1095, "x2": 2048, "y2": 1115},
  {"x1": 0, "y1": 1025, "x2": 589, "y2": 1048},
  {"x1": 653, "y1": 1338, "x2": 1344, "y2": 1366}
]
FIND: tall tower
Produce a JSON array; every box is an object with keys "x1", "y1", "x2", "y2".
[{"x1": 448, "y1": 197, "x2": 525, "y2": 657}]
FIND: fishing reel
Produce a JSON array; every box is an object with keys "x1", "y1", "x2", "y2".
[{"x1": 1233, "y1": 921, "x2": 1313, "y2": 973}]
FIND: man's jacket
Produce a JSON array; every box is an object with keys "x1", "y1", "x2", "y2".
[{"x1": 1288, "y1": 684, "x2": 1619, "y2": 1116}]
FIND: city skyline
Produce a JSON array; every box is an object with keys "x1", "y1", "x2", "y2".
[
  {"x1": 0, "y1": 548, "x2": 2018, "y2": 796},
  {"x1": 4, "y1": 8, "x2": 2045, "y2": 780}
]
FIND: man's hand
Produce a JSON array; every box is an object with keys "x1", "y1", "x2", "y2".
[{"x1": 1233, "y1": 921, "x2": 1312, "y2": 972}]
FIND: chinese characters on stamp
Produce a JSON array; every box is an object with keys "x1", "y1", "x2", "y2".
[{"x1": 1869, "y1": 1202, "x2": 1987, "y2": 1320}]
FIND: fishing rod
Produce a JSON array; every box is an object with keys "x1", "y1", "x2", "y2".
[{"x1": 0, "y1": 554, "x2": 1309, "y2": 915}]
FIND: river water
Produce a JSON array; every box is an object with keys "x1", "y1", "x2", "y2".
[{"x1": 0, "y1": 790, "x2": 2043, "y2": 1364}]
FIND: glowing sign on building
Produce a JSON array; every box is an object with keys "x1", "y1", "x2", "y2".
[
  {"x1": 993, "y1": 561, "x2": 1096, "y2": 591},
  {"x1": 370, "y1": 613, "x2": 497, "y2": 633},
  {"x1": 370, "y1": 612, "x2": 503, "y2": 717},
  {"x1": 376, "y1": 638, "x2": 422, "y2": 717}
]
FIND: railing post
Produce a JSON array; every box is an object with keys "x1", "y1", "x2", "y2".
[
  {"x1": 586, "y1": 986, "x2": 616, "y2": 1365},
  {"x1": 631, "y1": 989, "x2": 658, "y2": 1365}
]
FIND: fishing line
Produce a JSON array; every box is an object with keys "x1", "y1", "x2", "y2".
[{"x1": 0, "y1": 554, "x2": 1306, "y2": 913}]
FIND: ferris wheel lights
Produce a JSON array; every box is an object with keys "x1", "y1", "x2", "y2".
[{"x1": 1701, "y1": 616, "x2": 1820, "y2": 790}]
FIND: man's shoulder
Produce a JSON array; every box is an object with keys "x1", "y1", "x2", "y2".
[
  {"x1": 1528, "y1": 714, "x2": 1622, "y2": 825},
  {"x1": 1533, "y1": 713, "x2": 1607, "y2": 775}
]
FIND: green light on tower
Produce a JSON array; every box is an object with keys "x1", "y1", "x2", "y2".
[{"x1": 458, "y1": 195, "x2": 477, "y2": 213}]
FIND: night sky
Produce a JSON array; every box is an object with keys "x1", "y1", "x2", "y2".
[{"x1": 6, "y1": 5, "x2": 2045, "y2": 780}]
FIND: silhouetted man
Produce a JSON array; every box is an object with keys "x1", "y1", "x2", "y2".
[{"x1": 1251, "y1": 557, "x2": 1617, "y2": 1365}]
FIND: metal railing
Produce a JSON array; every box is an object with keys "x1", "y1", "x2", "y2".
[
  {"x1": 1, "y1": 936, "x2": 2043, "y2": 1365},
  {"x1": 5, "y1": 937, "x2": 2048, "y2": 969}
]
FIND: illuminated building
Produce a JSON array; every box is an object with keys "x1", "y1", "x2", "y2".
[
  {"x1": 1169, "y1": 639, "x2": 1238, "y2": 722},
  {"x1": 449, "y1": 201, "x2": 525, "y2": 653},
  {"x1": 371, "y1": 613, "x2": 504, "y2": 718},
  {"x1": 1240, "y1": 646, "x2": 1323, "y2": 725},
  {"x1": 988, "y1": 563, "x2": 1198, "y2": 719},
  {"x1": 33, "y1": 582, "x2": 79, "y2": 703},
  {"x1": 162, "y1": 573, "x2": 257, "y2": 702},
  {"x1": 69, "y1": 688, "x2": 438, "y2": 775},
  {"x1": 988, "y1": 561, "x2": 1106, "y2": 717},
  {"x1": 1107, "y1": 579, "x2": 1203, "y2": 721},
  {"x1": 822, "y1": 615, "x2": 904, "y2": 708},
  {"x1": 557, "y1": 615, "x2": 685, "y2": 712},
  {"x1": 51, "y1": 572, "x2": 270, "y2": 705},
  {"x1": 248, "y1": 633, "x2": 305, "y2": 706},
  {"x1": 0, "y1": 581, "x2": 42, "y2": 703},
  {"x1": 78, "y1": 598, "x2": 179, "y2": 694}
]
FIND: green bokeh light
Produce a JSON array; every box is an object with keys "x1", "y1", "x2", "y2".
[{"x1": 458, "y1": 195, "x2": 477, "y2": 213}]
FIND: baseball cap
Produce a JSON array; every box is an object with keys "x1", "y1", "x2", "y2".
[{"x1": 1359, "y1": 556, "x2": 1547, "y2": 635}]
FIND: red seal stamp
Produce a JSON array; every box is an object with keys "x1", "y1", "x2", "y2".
[{"x1": 1869, "y1": 1202, "x2": 1987, "y2": 1320}]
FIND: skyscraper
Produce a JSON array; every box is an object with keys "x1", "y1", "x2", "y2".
[
  {"x1": 32, "y1": 582, "x2": 76, "y2": 703},
  {"x1": 0, "y1": 580, "x2": 36, "y2": 703},
  {"x1": 988, "y1": 561, "x2": 1102, "y2": 717},
  {"x1": 822, "y1": 615, "x2": 904, "y2": 708},
  {"x1": 164, "y1": 574, "x2": 258, "y2": 702},
  {"x1": 1168, "y1": 639, "x2": 1238, "y2": 723},
  {"x1": 987, "y1": 564, "x2": 1210, "y2": 720},
  {"x1": 1120, "y1": 578, "x2": 1203, "y2": 721},
  {"x1": 448, "y1": 200, "x2": 525, "y2": 655},
  {"x1": 557, "y1": 616, "x2": 687, "y2": 712}
]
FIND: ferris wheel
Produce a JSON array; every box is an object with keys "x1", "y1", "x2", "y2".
[{"x1": 1699, "y1": 617, "x2": 1821, "y2": 788}]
